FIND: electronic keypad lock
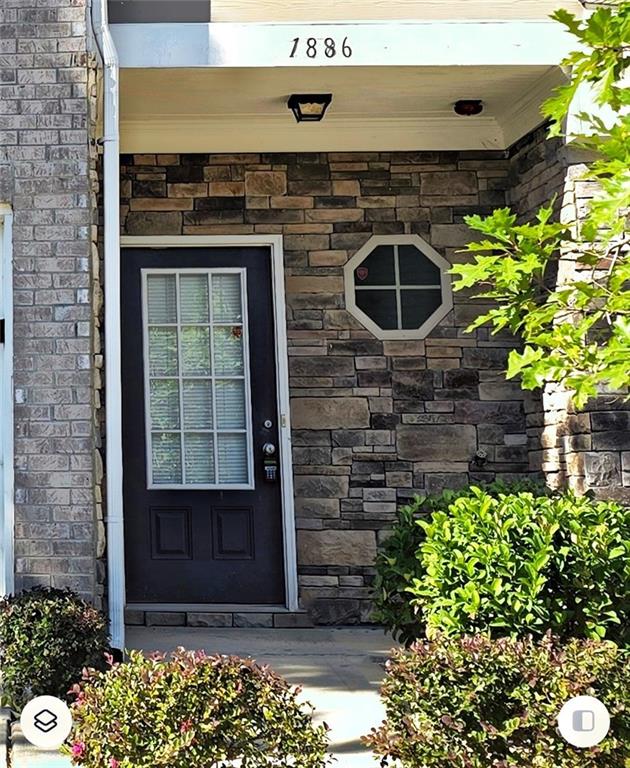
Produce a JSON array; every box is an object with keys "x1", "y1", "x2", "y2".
[{"x1": 262, "y1": 442, "x2": 278, "y2": 483}]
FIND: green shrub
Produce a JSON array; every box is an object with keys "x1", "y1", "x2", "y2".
[
  {"x1": 374, "y1": 484, "x2": 630, "y2": 645},
  {"x1": 66, "y1": 648, "x2": 331, "y2": 768},
  {"x1": 364, "y1": 633, "x2": 630, "y2": 768},
  {"x1": 417, "y1": 488, "x2": 629, "y2": 643},
  {"x1": 373, "y1": 480, "x2": 552, "y2": 644},
  {"x1": 0, "y1": 587, "x2": 110, "y2": 710}
]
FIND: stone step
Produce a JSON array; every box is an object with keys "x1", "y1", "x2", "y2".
[{"x1": 125, "y1": 608, "x2": 314, "y2": 629}]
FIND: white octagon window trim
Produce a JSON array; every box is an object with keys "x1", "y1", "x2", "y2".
[{"x1": 344, "y1": 234, "x2": 453, "y2": 340}]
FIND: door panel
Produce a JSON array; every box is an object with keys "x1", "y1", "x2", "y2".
[{"x1": 122, "y1": 247, "x2": 285, "y2": 604}]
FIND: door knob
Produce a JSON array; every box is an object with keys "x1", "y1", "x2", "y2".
[{"x1": 262, "y1": 442, "x2": 276, "y2": 456}]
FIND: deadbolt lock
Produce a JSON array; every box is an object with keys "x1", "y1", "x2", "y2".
[{"x1": 262, "y1": 442, "x2": 278, "y2": 482}]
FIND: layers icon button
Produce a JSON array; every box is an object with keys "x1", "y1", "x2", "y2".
[{"x1": 20, "y1": 695, "x2": 73, "y2": 749}]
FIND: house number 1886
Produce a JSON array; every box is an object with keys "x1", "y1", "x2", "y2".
[{"x1": 289, "y1": 37, "x2": 353, "y2": 59}]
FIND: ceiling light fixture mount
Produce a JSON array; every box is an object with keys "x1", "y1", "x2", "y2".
[
  {"x1": 288, "y1": 93, "x2": 333, "y2": 123},
  {"x1": 453, "y1": 99, "x2": 484, "y2": 116}
]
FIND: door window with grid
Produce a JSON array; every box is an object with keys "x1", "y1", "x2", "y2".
[{"x1": 142, "y1": 269, "x2": 253, "y2": 489}]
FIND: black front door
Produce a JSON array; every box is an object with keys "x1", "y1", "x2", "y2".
[{"x1": 121, "y1": 247, "x2": 285, "y2": 604}]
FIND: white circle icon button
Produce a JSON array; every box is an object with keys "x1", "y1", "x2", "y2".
[
  {"x1": 557, "y1": 695, "x2": 610, "y2": 748},
  {"x1": 20, "y1": 695, "x2": 73, "y2": 749}
]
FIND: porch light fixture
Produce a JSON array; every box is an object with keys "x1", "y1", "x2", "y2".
[
  {"x1": 454, "y1": 99, "x2": 483, "y2": 116},
  {"x1": 288, "y1": 93, "x2": 333, "y2": 122}
]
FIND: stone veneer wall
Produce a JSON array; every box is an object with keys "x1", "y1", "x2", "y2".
[
  {"x1": 507, "y1": 126, "x2": 564, "y2": 488},
  {"x1": 508, "y1": 128, "x2": 630, "y2": 502},
  {"x1": 120, "y1": 151, "x2": 536, "y2": 623},
  {"x1": 0, "y1": 0, "x2": 100, "y2": 600}
]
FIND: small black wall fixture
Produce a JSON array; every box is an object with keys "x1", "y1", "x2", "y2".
[
  {"x1": 287, "y1": 94, "x2": 333, "y2": 122},
  {"x1": 454, "y1": 99, "x2": 484, "y2": 116}
]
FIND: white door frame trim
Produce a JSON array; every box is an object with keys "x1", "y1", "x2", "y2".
[
  {"x1": 116, "y1": 234, "x2": 298, "y2": 624},
  {"x1": 0, "y1": 206, "x2": 14, "y2": 597}
]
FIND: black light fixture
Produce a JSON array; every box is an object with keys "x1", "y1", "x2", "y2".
[
  {"x1": 454, "y1": 99, "x2": 484, "y2": 116},
  {"x1": 288, "y1": 94, "x2": 333, "y2": 123}
]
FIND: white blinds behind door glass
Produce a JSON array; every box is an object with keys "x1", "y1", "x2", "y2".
[{"x1": 145, "y1": 271, "x2": 250, "y2": 487}]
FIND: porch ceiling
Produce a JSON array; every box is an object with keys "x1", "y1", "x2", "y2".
[{"x1": 119, "y1": 64, "x2": 566, "y2": 153}]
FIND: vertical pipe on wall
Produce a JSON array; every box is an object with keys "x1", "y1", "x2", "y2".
[
  {"x1": 92, "y1": 0, "x2": 125, "y2": 649},
  {"x1": 0, "y1": 207, "x2": 14, "y2": 598}
]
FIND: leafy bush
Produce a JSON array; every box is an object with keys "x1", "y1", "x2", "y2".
[
  {"x1": 364, "y1": 633, "x2": 630, "y2": 768},
  {"x1": 373, "y1": 480, "x2": 552, "y2": 644},
  {"x1": 0, "y1": 587, "x2": 110, "y2": 710},
  {"x1": 412, "y1": 488, "x2": 629, "y2": 644},
  {"x1": 66, "y1": 648, "x2": 331, "y2": 768}
]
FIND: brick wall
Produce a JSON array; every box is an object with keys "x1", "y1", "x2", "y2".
[
  {"x1": 0, "y1": 0, "x2": 99, "y2": 599},
  {"x1": 120, "y1": 151, "x2": 535, "y2": 623}
]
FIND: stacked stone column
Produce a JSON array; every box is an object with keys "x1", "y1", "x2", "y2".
[{"x1": 509, "y1": 129, "x2": 630, "y2": 502}]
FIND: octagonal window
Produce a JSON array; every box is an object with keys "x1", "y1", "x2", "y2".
[{"x1": 344, "y1": 235, "x2": 453, "y2": 339}]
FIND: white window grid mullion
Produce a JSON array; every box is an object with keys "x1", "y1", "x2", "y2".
[
  {"x1": 354, "y1": 285, "x2": 441, "y2": 290},
  {"x1": 240, "y1": 268, "x2": 254, "y2": 487},
  {"x1": 208, "y1": 272, "x2": 220, "y2": 485},
  {"x1": 213, "y1": 322, "x2": 245, "y2": 327},
  {"x1": 175, "y1": 272, "x2": 186, "y2": 484},
  {"x1": 141, "y1": 272, "x2": 153, "y2": 487},
  {"x1": 150, "y1": 374, "x2": 245, "y2": 380},
  {"x1": 216, "y1": 429, "x2": 248, "y2": 433},
  {"x1": 146, "y1": 428, "x2": 248, "y2": 434},
  {"x1": 148, "y1": 322, "x2": 244, "y2": 327}
]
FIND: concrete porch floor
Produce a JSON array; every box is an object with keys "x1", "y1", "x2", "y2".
[{"x1": 127, "y1": 626, "x2": 395, "y2": 767}]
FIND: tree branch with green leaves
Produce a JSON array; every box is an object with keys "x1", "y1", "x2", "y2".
[{"x1": 450, "y1": 1, "x2": 630, "y2": 409}]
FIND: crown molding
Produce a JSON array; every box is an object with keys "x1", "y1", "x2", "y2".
[
  {"x1": 120, "y1": 113, "x2": 505, "y2": 152},
  {"x1": 499, "y1": 67, "x2": 568, "y2": 147}
]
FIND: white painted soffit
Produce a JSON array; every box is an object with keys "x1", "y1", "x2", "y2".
[
  {"x1": 111, "y1": 20, "x2": 575, "y2": 69},
  {"x1": 118, "y1": 64, "x2": 566, "y2": 152}
]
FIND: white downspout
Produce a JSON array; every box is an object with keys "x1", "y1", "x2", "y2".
[
  {"x1": 91, "y1": 0, "x2": 125, "y2": 650},
  {"x1": 0, "y1": 206, "x2": 14, "y2": 599}
]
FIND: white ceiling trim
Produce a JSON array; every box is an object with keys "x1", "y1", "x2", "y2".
[
  {"x1": 120, "y1": 114, "x2": 506, "y2": 152},
  {"x1": 500, "y1": 68, "x2": 568, "y2": 147}
]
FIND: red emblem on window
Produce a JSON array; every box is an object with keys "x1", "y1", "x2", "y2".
[{"x1": 356, "y1": 267, "x2": 369, "y2": 281}]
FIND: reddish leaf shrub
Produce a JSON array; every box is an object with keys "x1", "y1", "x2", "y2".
[
  {"x1": 66, "y1": 648, "x2": 331, "y2": 768},
  {"x1": 364, "y1": 634, "x2": 629, "y2": 768}
]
